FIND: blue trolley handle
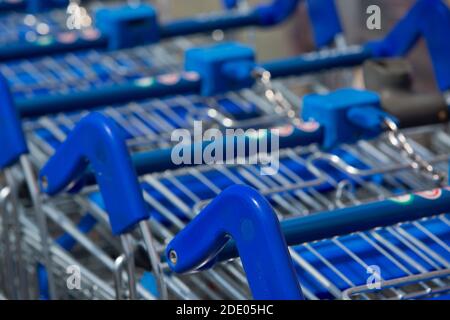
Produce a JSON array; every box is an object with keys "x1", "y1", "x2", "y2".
[
  {"x1": 222, "y1": 0, "x2": 239, "y2": 9},
  {"x1": 38, "y1": 112, "x2": 168, "y2": 299},
  {"x1": 166, "y1": 184, "x2": 304, "y2": 300},
  {"x1": 0, "y1": 74, "x2": 28, "y2": 170},
  {"x1": 366, "y1": 0, "x2": 450, "y2": 92},
  {"x1": 222, "y1": 0, "x2": 343, "y2": 47},
  {"x1": 167, "y1": 184, "x2": 450, "y2": 298},
  {"x1": 0, "y1": 75, "x2": 104, "y2": 297},
  {"x1": 0, "y1": 72, "x2": 59, "y2": 298},
  {"x1": 39, "y1": 112, "x2": 148, "y2": 236}
]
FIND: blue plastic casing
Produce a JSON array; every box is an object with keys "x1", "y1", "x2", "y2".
[
  {"x1": 222, "y1": 0, "x2": 239, "y2": 9},
  {"x1": 0, "y1": 74, "x2": 28, "y2": 169},
  {"x1": 255, "y1": 0, "x2": 299, "y2": 26},
  {"x1": 26, "y1": 0, "x2": 68, "y2": 12},
  {"x1": 166, "y1": 185, "x2": 304, "y2": 300},
  {"x1": 95, "y1": 4, "x2": 160, "y2": 50},
  {"x1": 306, "y1": 0, "x2": 343, "y2": 47},
  {"x1": 39, "y1": 112, "x2": 149, "y2": 235},
  {"x1": 185, "y1": 42, "x2": 256, "y2": 96},
  {"x1": 301, "y1": 89, "x2": 391, "y2": 149},
  {"x1": 224, "y1": 0, "x2": 342, "y2": 48},
  {"x1": 366, "y1": 0, "x2": 450, "y2": 92}
]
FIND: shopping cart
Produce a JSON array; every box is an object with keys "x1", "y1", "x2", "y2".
[
  {"x1": 1, "y1": 0, "x2": 450, "y2": 300},
  {"x1": 4, "y1": 59, "x2": 449, "y2": 299},
  {"x1": 0, "y1": 0, "x2": 347, "y2": 300},
  {"x1": 33, "y1": 107, "x2": 450, "y2": 300},
  {"x1": 9, "y1": 0, "x2": 449, "y2": 120},
  {"x1": 22, "y1": 65, "x2": 450, "y2": 300},
  {"x1": 0, "y1": 0, "x2": 347, "y2": 107},
  {"x1": 6, "y1": 86, "x2": 450, "y2": 299},
  {"x1": 0, "y1": 0, "x2": 344, "y2": 62}
]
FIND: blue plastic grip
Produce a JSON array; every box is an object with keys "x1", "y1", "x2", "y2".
[
  {"x1": 39, "y1": 112, "x2": 149, "y2": 235},
  {"x1": 255, "y1": 0, "x2": 300, "y2": 26},
  {"x1": 166, "y1": 185, "x2": 304, "y2": 300},
  {"x1": 0, "y1": 73, "x2": 28, "y2": 169},
  {"x1": 366, "y1": 0, "x2": 450, "y2": 91},
  {"x1": 222, "y1": 0, "x2": 343, "y2": 47},
  {"x1": 306, "y1": 0, "x2": 343, "y2": 47},
  {"x1": 222, "y1": 0, "x2": 239, "y2": 9}
]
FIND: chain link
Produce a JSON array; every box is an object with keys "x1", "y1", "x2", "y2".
[
  {"x1": 383, "y1": 117, "x2": 446, "y2": 185},
  {"x1": 252, "y1": 67, "x2": 303, "y2": 126}
]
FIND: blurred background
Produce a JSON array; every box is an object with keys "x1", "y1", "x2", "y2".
[{"x1": 162, "y1": 0, "x2": 450, "y2": 92}]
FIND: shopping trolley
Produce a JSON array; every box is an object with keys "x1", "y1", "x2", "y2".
[
  {"x1": 7, "y1": 0, "x2": 447, "y2": 191},
  {"x1": 4, "y1": 68, "x2": 449, "y2": 299},
  {"x1": 7, "y1": 90, "x2": 450, "y2": 299},
  {"x1": 0, "y1": 0, "x2": 347, "y2": 300},
  {"x1": 0, "y1": 0, "x2": 450, "y2": 300},
  {"x1": 22, "y1": 74, "x2": 450, "y2": 298},
  {"x1": 9, "y1": 0, "x2": 449, "y2": 119},
  {"x1": 0, "y1": 0, "x2": 344, "y2": 62},
  {"x1": 0, "y1": 0, "x2": 348, "y2": 132},
  {"x1": 33, "y1": 106, "x2": 450, "y2": 300}
]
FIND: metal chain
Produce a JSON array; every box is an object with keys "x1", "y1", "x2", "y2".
[
  {"x1": 252, "y1": 67, "x2": 302, "y2": 126},
  {"x1": 383, "y1": 117, "x2": 446, "y2": 185}
]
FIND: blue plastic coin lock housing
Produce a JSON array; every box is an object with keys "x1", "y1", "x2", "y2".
[
  {"x1": 95, "y1": 4, "x2": 160, "y2": 50},
  {"x1": 185, "y1": 42, "x2": 256, "y2": 96},
  {"x1": 302, "y1": 89, "x2": 394, "y2": 149}
]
